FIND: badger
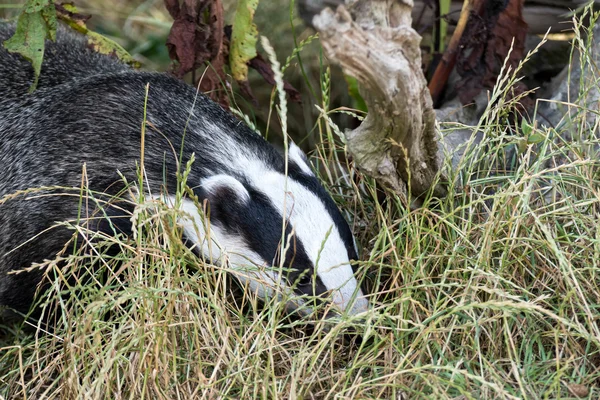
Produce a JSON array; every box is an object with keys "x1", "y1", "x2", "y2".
[{"x1": 0, "y1": 24, "x2": 369, "y2": 321}]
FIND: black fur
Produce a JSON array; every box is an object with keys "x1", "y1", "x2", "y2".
[{"x1": 0, "y1": 24, "x2": 357, "y2": 318}]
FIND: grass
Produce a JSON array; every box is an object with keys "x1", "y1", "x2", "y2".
[{"x1": 1, "y1": 3, "x2": 600, "y2": 400}]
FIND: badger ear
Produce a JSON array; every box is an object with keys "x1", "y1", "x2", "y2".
[
  {"x1": 200, "y1": 175, "x2": 250, "y2": 205},
  {"x1": 288, "y1": 142, "x2": 314, "y2": 175}
]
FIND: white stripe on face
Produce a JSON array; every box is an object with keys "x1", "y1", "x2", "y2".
[
  {"x1": 213, "y1": 145, "x2": 368, "y2": 314},
  {"x1": 249, "y1": 169, "x2": 369, "y2": 314}
]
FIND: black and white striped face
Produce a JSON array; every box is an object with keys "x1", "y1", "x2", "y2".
[{"x1": 175, "y1": 143, "x2": 369, "y2": 317}]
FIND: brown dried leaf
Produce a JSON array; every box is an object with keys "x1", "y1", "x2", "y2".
[
  {"x1": 484, "y1": 0, "x2": 527, "y2": 86},
  {"x1": 165, "y1": 0, "x2": 231, "y2": 108},
  {"x1": 164, "y1": 0, "x2": 180, "y2": 19},
  {"x1": 164, "y1": 0, "x2": 211, "y2": 78},
  {"x1": 456, "y1": 0, "x2": 528, "y2": 105},
  {"x1": 197, "y1": 0, "x2": 230, "y2": 108}
]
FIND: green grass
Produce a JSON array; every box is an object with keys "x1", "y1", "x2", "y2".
[{"x1": 1, "y1": 3, "x2": 600, "y2": 400}]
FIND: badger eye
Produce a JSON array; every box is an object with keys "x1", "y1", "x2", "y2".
[{"x1": 297, "y1": 273, "x2": 311, "y2": 286}]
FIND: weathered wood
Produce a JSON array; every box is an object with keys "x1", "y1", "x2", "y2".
[{"x1": 313, "y1": 0, "x2": 446, "y2": 198}]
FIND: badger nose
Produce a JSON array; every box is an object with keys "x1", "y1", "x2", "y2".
[
  {"x1": 348, "y1": 294, "x2": 370, "y2": 314},
  {"x1": 331, "y1": 289, "x2": 370, "y2": 316}
]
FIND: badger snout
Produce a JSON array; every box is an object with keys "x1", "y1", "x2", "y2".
[
  {"x1": 322, "y1": 265, "x2": 370, "y2": 316},
  {"x1": 332, "y1": 288, "x2": 370, "y2": 315}
]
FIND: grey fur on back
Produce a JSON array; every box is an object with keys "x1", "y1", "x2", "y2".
[{"x1": 0, "y1": 24, "x2": 283, "y2": 317}]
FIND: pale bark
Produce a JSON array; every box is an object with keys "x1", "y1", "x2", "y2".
[{"x1": 313, "y1": 0, "x2": 446, "y2": 198}]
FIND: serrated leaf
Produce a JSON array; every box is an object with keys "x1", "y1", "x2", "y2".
[
  {"x1": 229, "y1": 0, "x2": 259, "y2": 83},
  {"x1": 23, "y1": 0, "x2": 51, "y2": 13},
  {"x1": 3, "y1": 0, "x2": 56, "y2": 92},
  {"x1": 527, "y1": 132, "x2": 545, "y2": 144}
]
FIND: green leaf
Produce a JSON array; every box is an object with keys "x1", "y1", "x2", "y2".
[
  {"x1": 521, "y1": 119, "x2": 533, "y2": 136},
  {"x1": 85, "y1": 30, "x2": 140, "y2": 67},
  {"x1": 229, "y1": 0, "x2": 259, "y2": 83},
  {"x1": 3, "y1": 0, "x2": 57, "y2": 92},
  {"x1": 516, "y1": 138, "x2": 527, "y2": 154},
  {"x1": 527, "y1": 132, "x2": 545, "y2": 144}
]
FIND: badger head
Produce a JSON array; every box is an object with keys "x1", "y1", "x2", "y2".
[{"x1": 173, "y1": 142, "x2": 369, "y2": 317}]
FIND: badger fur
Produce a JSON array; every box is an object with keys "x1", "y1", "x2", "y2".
[{"x1": 0, "y1": 24, "x2": 368, "y2": 320}]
